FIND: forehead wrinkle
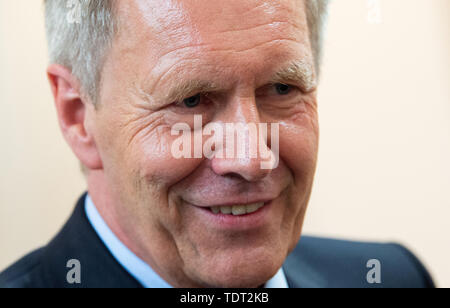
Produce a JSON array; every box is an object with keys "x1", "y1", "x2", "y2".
[
  {"x1": 272, "y1": 59, "x2": 317, "y2": 92},
  {"x1": 137, "y1": 57, "x2": 205, "y2": 106}
]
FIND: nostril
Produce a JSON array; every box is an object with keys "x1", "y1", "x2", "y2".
[
  {"x1": 223, "y1": 172, "x2": 246, "y2": 181},
  {"x1": 210, "y1": 156, "x2": 272, "y2": 182}
]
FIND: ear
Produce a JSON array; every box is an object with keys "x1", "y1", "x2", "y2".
[{"x1": 47, "y1": 64, "x2": 103, "y2": 171}]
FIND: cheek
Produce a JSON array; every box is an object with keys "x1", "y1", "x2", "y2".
[
  {"x1": 279, "y1": 113, "x2": 319, "y2": 183},
  {"x1": 278, "y1": 117, "x2": 318, "y2": 250},
  {"x1": 127, "y1": 127, "x2": 204, "y2": 190},
  {"x1": 96, "y1": 112, "x2": 202, "y2": 202}
]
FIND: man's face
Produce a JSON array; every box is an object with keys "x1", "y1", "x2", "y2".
[{"x1": 90, "y1": 0, "x2": 319, "y2": 287}]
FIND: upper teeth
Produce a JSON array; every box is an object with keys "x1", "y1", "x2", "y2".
[{"x1": 210, "y1": 202, "x2": 265, "y2": 216}]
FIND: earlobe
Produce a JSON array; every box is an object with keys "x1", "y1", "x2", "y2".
[{"x1": 47, "y1": 64, "x2": 103, "y2": 170}]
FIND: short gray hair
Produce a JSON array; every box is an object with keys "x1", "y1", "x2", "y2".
[
  {"x1": 44, "y1": 0, "x2": 328, "y2": 104},
  {"x1": 305, "y1": 0, "x2": 329, "y2": 75},
  {"x1": 44, "y1": 0, "x2": 116, "y2": 103}
]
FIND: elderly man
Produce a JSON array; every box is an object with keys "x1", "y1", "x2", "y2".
[{"x1": 0, "y1": 0, "x2": 434, "y2": 288}]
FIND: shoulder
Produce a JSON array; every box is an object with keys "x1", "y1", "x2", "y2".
[
  {"x1": 283, "y1": 236, "x2": 435, "y2": 288},
  {"x1": 0, "y1": 194, "x2": 142, "y2": 288},
  {"x1": 0, "y1": 248, "x2": 46, "y2": 288}
]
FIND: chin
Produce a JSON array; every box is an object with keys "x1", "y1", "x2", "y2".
[{"x1": 189, "y1": 248, "x2": 285, "y2": 288}]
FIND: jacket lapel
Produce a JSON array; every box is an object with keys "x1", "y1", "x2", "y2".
[{"x1": 40, "y1": 193, "x2": 142, "y2": 288}]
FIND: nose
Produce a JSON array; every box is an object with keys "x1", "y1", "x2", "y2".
[{"x1": 210, "y1": 96, "x2": 275, "y2": 182}]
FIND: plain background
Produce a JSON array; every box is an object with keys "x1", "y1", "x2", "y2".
[{"x1": 1, "y1": 0, "x2": 449, "y2": 287}]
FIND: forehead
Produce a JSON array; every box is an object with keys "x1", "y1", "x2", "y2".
[{"x1": 114, "y1": 0, "x2": 312, "y2": 90}]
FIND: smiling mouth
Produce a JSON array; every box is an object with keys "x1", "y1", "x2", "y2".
[
  {"x1": 208, "y1": 202, "x2": 266, "y2": 216},
  {"x1": 186, "y1": 198, "x2": 275, "y2": 230}
]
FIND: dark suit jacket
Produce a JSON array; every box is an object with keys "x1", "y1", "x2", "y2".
[{"x1": 0, "y1": 194, "x2": 435, "y2": 288}]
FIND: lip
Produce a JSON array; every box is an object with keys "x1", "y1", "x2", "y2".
[
  {"x1": 185, "y1": 200, "x2": 274, "y2": 231},
  {"x1": 182, "y1": 194, "x2": 278, "y2": 208}
]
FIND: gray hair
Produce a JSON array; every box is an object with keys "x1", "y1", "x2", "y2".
[
  {"x1": 44, "y1": 0, "x2": 116, "y2": 103},
  {"x1": 44, "y1": 0, "x2": 328, "y2": 104},
  {"x1": 305, "y1": 0, "x2": 329, "y2": 76}
]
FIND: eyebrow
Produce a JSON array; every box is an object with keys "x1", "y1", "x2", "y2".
[
  {"x1": 165, "y1": 80, "x2": 221, "y2": 103},
  {"x1": 160, "y1": 59, "x2": 317, "y2": 104},
  {"x1": 270, "y1": 60, "x2": 317, "y2": 92}
]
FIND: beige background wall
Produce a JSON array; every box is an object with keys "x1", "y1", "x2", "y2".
[{"x1": 1, "y1": 0, "x2": 449, "y2": 287}]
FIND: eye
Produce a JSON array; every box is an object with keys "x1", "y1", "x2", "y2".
[
  {"x1": 183, "y1": 94, "x2": 201, "y2": 108},
  {"x1": 275, "y1": 83, "x2": 293, "y2": 95}
]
